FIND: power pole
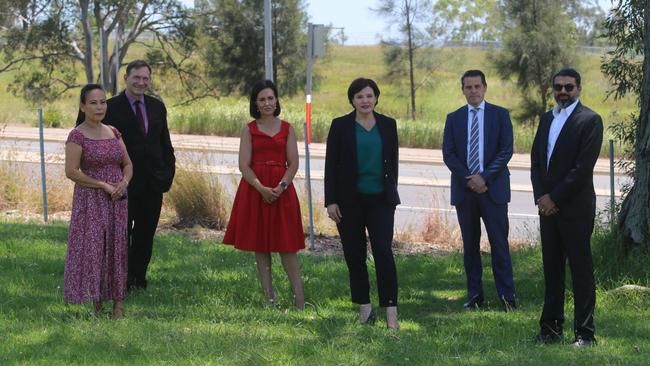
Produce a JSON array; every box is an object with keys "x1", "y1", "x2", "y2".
[{"x1": 264, "y1": 0, "x2": 273, "y2": 81}]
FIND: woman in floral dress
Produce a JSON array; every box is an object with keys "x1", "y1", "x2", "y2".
[{"x1": 64, "y1": 84, "x2": 133, "y2": 318}]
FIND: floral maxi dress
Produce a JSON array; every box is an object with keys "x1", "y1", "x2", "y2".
[{"x1": 64, "y1": 127, "x2": 128, "y2": 304}]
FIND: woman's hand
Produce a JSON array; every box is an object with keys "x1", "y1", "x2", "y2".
[
  {"x1": 258, "y1": 185, "x2": 280, "y2": 204},
  {"x1": 326, "y1": 203, "x2": 342, "y2": 223},
  {"x1": 100, "y1": 182, "x2": 117, "y2": 197},
  {"x1": 110, "y1": 179, "x2": 129, "y2": 201}
]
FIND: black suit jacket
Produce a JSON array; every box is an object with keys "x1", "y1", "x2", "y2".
[
  {"x1": 324, "y1": 111, "x2": 400, "y2": 207},
  {"x1": 78, "y1": 92, "x2": 176, "y2": 194},
  {"x1": 530, "y1": 102, "x2": 603, "y2": 218}
]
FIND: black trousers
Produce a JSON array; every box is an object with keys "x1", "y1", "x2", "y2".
[
  {"x1": 337, "y1": 193, "x2": 398, "y2": 307},
  {"x1": 127, "y1": 189, "x2": 163, "y2": 288},
  {"x1": 539, "y1": 213, "x2": 596, "y2": 339}
]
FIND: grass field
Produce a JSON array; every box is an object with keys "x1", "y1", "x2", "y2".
[
  {"x1": 0, "y1": 45, "x2": 637, "y2": 155},
  {"x1": 1, "y1": 220, "x2": 649, "y2": 365}
]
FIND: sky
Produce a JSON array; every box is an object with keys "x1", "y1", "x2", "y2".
[
  {"x1": 181, "y1": 0, "x2": 615, "y2": 46},
  {"x1": 305, "y1": 0, "x2": 392, "y2": 45}
]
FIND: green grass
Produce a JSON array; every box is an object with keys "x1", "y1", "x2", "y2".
[{"x1": 1, "y1": 220, "x2": 649, "y2": 365}]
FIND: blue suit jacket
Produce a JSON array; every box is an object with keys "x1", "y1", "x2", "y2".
[{"x1": 442, "y1": 102, "x2": 513, "y2": 206}]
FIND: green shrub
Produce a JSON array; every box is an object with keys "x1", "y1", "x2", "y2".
[{"x1": 41, "y1": 107, "x2": 65, "y2": 128}]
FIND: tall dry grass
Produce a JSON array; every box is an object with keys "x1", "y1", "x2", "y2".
[
  {"x1": 164, "y1": 167, "x2": 230, "y2": 230},
  {"x1": 0, "y1": 161, "x2": 72, "y2": 214},
  {"x1": 294, "y1": 181, "x2": 336, "y2": 236}
]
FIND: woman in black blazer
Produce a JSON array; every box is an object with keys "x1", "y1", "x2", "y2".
[{"x1": 324, "y1": 78, "x2": 400, "y2": 329}]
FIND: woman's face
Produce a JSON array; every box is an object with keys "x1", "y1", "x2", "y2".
[
  {"x1": 352, "y1": 86, "x2": 376, "y2": 114},
  {"x1": 80, "y1": 88, "x2": 107, "y2": 123},
  {"x1": 256, "y1": 87, "x2": 277, "y2": 117}
]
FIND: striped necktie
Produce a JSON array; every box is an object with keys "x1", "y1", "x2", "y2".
[{"x1": 468, "y1": 108, "x2": 480, "y2": 174}]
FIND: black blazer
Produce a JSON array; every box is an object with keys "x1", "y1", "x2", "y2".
[
  {"x1": 78, "y1": 92, "x2": 176, "y2": 194},
  {"x1": 324, "y1": 111, "x2": 400, "y2": 207},
  {"x1": 530, "y1": 102, "x2": 603, "y2": 218}
]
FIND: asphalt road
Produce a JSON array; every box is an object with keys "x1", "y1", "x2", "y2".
[{"x1": 1, "y1": 126, "x2": 630, "y2": 241}]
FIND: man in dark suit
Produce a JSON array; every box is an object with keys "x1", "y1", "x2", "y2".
[
  {"x1": 530, "y1": 68, "x2": 602, "y2": 347},
  {"x1": 78, "y1": 60, "x2": 176, "y2": 290},
  {"x1": 442, "y1": 70, "x2": 516, "y2": 311}
]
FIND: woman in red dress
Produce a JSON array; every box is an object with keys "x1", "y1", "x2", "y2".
[{"x1": 223, "y1": 80, "x2": 305, "y2": 309}]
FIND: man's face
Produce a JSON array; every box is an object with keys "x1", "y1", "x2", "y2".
[
  {"x1": 462, "y1": 76, "x2": 487, "y2": 107},
  {"x1": 124, "y1": 66, "x2": 151, "y2": 98},
  {"x1": 553, "y1": 75, "x2": 580, "y2": 109}
]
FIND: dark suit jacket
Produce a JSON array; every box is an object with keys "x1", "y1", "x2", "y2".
[
  {"x1": 442, "y1": 102, "x2": 513, "y2": 206},
  {"x1": 324, "y1": 111, "x2": 400, "y2": 207},
  {"x1": 530, "y1": 102, "x2": 603, "y2": 218},
  {"x1": 78, "y1": 92, "x2": 176, "y2": 194}
]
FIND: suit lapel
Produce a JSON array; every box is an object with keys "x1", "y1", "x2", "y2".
[
  {"x1": 458, "y1": 107, "x2": 469, "y2": 164},
  {"x1": 538, "y1": 112, "x2": 552, "y2": 177},
  {"x1": 343, "y1": 112, "x2": 358, "y2": 167},
  {"x1": 483, "y1": 103, "x2": 494, "y2": 152},
  {"x1": 375, "y1": 112, "x2": 389, "y2": 160}
]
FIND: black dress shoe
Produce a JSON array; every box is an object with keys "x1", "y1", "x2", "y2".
[
  {"x1": 570, "y1": 336, "x2": 596, "y2": 348},
  {"x1": 463, "y1": 294, "x2": 484, "y2": 310},
  {"x1": 500, "y1": 296, "x2": 516, "y2": 312},
  {"x1": 533, "y1": 332, "x2": 563, "y2": 344}
]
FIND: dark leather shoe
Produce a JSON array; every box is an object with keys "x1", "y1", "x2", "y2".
[
  {"x1": 570, "y1": 336, "x2": 596, "y2": 348},
  {"x1": 500, "y1": 296, "x2": 516, "y2": 312},
  {"x1": 463, "y1": 294, "x2": 484, "y2": 310},
  {"x1": 533, "y1": 332, "x2": 563, "y2": 344}
]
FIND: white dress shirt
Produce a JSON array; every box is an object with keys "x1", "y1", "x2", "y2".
[
  {"x1": 467, "y1": 100, "x2": 485, "y2": 173},
  {"x1": 547, "y1": 98, "x2": 579, "y2": 168}
]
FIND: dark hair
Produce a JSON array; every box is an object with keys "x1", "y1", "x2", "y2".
[
  {"x1": 552, "y1": 68, "x2": 581, "y2": 87},
  {"x1": 347, "y1": 78, "x2": 380, "y2": 107},
  {"x1": 249, "y1": 79, "x2": 281, "y2": 118},
  {"x1": 461, "y1": 70, "x2": 487, "y2": 88},
  {"x1": 126, "y1": 59, "x2": 152, "y2": 76},
  {"x1": 79, "y1": 83, "x2": 105, "y2": 104}
]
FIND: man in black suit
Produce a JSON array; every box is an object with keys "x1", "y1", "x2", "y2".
[
  {"x1": 103, "y1": 60, "x2": 175, "y2": 290},
  {"x1": 442, "y1": 70, "x2": 516, "y2": 311},
  {"x1": 530, "y1": 68, "x2": 603, "y2": 347}
]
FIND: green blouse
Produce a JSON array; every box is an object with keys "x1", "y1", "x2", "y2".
[{"x1": 355, "y1": 122, "x2": 384, "y2": 194}]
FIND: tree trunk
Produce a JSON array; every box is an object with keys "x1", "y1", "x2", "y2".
[
  {"x1": 619, "y1": 0, "x2": 650, "y2": 246},
  {"x1": 406, "y1": 1, "x2": 416, "y2": 120},
  {"x1": 79, "y1": 0, "x2": 94, "y2": 83}
]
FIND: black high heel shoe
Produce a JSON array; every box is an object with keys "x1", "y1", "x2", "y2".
[{"x1": 360, "y1": 309, "x2": 376, "y2": 325}]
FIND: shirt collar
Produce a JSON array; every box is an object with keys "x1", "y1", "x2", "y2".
[
  {"x1": 124, "y1": 90, "x2": 144, "y2": 106},
  {"x1": 467, "y1": 100, "x2": 486, "y2": 113},
  {"x1": 553, "y1": 98, "x2": 579, "y2": 118}
]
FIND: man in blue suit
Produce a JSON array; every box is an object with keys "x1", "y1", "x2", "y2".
[{"x1": 442, "y1": 70, "x2": 516, "y2": 311}]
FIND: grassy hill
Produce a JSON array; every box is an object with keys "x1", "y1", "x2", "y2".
[{"x1": 0, "y1": 45, "x2": 636, "y2": 154}]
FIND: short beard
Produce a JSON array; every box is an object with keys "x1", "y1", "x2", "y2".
[{"x1": 555, "y1": 94, "x2": 578, "y2": 109}]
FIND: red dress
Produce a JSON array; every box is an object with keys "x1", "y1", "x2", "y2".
[{"x1": 223, "y1": 121, "x2": 305, "y2": 252}]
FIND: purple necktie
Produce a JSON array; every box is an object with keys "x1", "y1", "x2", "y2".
[{"x1": 134, "y1": 100, "x2": 146, "y2": 135}]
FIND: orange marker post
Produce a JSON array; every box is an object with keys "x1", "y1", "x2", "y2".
[{"x1": 306, "y1": 94, "x2": 312, "y2": 144}]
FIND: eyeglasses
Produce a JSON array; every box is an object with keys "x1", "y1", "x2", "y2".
[{"x1": 553, "y1": 83, "x2": 576, "y2": 92}]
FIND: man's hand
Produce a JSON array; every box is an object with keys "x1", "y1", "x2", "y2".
[
  {"x1": 537, "y1": 194, "x2": 559, "y2": 216},
  {"x1": 466, "y1": 174, "x2": 488, "y2": 194}
]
